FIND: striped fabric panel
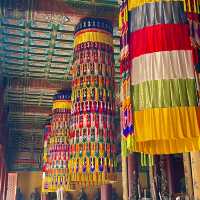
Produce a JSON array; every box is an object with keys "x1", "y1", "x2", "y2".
[
  {"x1": 131, "y1": 50, "x2": 195, "y2": 85},
  {"x1": 130, "y1": 24, "x2": 192, "y2": 59},
  {"x1": 129, "y1": 1, "x2": 187, "y2": 32},
  {"x1": 128, "y1": 0, "x2": 183, "y2": 11},
  {"x1": 132, "y1": 79, "x2": 197, "y2": 111}
]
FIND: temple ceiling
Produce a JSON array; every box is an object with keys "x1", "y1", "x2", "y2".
[{"x1": 0, "y1": 0, "x2": 120, "y2": 171}]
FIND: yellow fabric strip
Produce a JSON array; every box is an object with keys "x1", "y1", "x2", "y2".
[
  {"x1": 134, "y1": 106, "x2": 200, "y2": 142},
  {"x1": 52, "y1": 100, "x2": 71, "y2": 110},
  {"x1": 131, "y1": 50, "x2": 194, "y2": 85},
  {"x1": 74, "y1": 31, "x2": 113, "y2": 47},
  {"x1": 128, "y1": 0, "x2": 183, "y2": 11},
  {"x1": 132, "y1": 137, "x2": 200, "y2": 155}
]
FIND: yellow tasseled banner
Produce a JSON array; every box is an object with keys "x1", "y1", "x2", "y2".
[{"x1": 183, "y1": 0, "x2": 200, "y2": 13}]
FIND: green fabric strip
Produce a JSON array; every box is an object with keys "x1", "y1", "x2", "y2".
[{"x1": 131, "y1": 79, "x2": 197, "y2": 111}]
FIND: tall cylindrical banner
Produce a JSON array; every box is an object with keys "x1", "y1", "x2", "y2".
[
  {"x1": 42, "y1": 91, "x2": 72, "y2": 193},
  {"x1": 119, "y1": 0, "x2": 200, "y2": 154},
  {"x1": 42, "y1": 124, "x2": 51, "y2": 193},
  {"x1": 69, "y1": 18, "x2": 117, "y2": 186}
]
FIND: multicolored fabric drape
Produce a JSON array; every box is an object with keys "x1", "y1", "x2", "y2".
[
  {"x1": 120, "y1": 0, "x2": 200, "y2": 155},
  {"x1": 119, "y1": 0, "x2": 154, "y2": 165},
  {"x1": 42, "y1": 124, "x2": 51, "y2": 193},
  {"x1": 186, "y1": 5, "x2": 200, "y2": 97},
  {"x1": 69, "y1": 18, "x2": 117, "y2": 186},
  {"x1": 42, "y1": 91, "x2": 73, "y2": 193},
  {"x1": 119, "y1": 0, "x2": 135, "y2": 157}
]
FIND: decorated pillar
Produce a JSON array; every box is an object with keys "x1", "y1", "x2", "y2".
[
  {"x1": 42, "y1": 91, "x2": 72, "y2": 193},
  {"x1": 69, "y1": 17, "x2": 117, "y2": 186}
]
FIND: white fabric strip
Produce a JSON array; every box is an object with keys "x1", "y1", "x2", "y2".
[{"x1": 131, "y1": 50, "x2": 195, "y2": 85}]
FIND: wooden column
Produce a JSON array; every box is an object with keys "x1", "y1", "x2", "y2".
[
  {"x1": 0, "y1": 81, "x2": 8, "y2": 200},
  {"x1": 149, "y1": 165, "x2": 157, "y2": 200},
  {"x1": 122, "y1": 156, "x2": 128, "y2": 200},
  {"x1": 101, "y1": 184, "x2": 112, "y2": 200},
  {"x1": 156, "y1": 156, "x2": 172, "y2": 199},
  {"x1": 41, "y1": 193, "x2": 48, "y2": 200},
  {"x1": 128, "y1": 153, "x2": 138, "y2": 200},
  {"x1": 190, "y1": 152, "x2": 200, "y2": 200},
  {"x1": 0, "y1": 148, "x2": 3, "y2": 200},
  {"x1": 165, "y1": 156, "x2": 174, "y2": 196},
  {"x1": 183, "y1": 153, "x2": 194, "y2": 199},
  {"x1": 0, "y1": 166, "x2": 5, "y2": 200},
  {"x1": 3, "y1": 170, "x2": 8, "y2": 200}
]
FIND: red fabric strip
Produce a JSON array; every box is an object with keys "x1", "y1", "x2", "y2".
[{"x1": 130, "y1": 24, "x2": 192, "y2": 59}]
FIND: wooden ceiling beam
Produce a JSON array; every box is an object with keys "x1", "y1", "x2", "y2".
[
  {"x1": 8, "y1": 104, "x2": 51, "y2": 115},
  {"x1": 6, "y1": 78, "x2": 71, "y2": 91}
]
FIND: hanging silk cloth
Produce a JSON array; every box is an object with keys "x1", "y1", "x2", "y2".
[
  {"x1": 69, "y1": 17, "x2": 117, "y2": 186},
  {"x1": 120, "y1": 0, "x2": 200, "y2": 155}
]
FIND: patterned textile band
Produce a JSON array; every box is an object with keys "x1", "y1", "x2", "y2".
[{"x1": 69, "y1": 18, "x2": 117, "y2": 186}]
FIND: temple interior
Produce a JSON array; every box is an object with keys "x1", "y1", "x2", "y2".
[{"x1": 0, "y1": 0, "x2": 200, "y2": 200}]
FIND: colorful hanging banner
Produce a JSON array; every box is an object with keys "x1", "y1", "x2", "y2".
[
  {"x1": 119, "y1": 0, "x2": 200, "y2": 155},
  {"x1": 119, "y1": 0, "x2": 135, "y2": 157},
  {"x1": 42, "y1": 91, "x2": 75, "y2": 193},
  {"x1": 69, "y1": 17, "x2": 117, "y2": 186}
]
